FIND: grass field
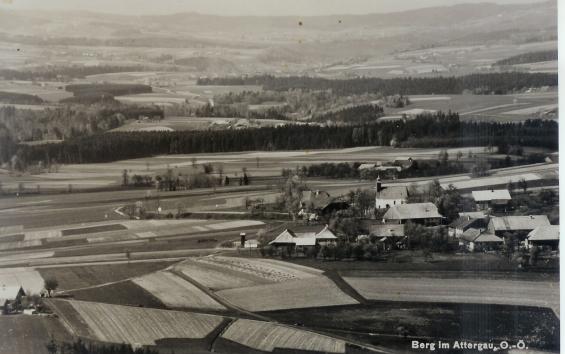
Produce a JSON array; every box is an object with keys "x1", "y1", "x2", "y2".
[
  {"x1": 0, "y1": 267, "x2": 45, "y2": 294},
  {"x1": 112, "y1": 116, "x2": 293, "y2": 132},
  {"x1": 265, "y1": 302, "x2": 560, "y2": 352},
  {"x1": 342, "y1": 276, "x2": 559, "y2": 312},
  {"x1": 67, "y1": 280, "x2": 167, "y2": 308},
  {"x1": 0, "y1": 315, "x2": 71, "y2": 354},
  {"x1": 38, "y1": 261, "x2": 176, "y2": 290},
  {"x1": 132, "y1": 270, "x2": 227, "y2": 311},
  {"x1": 51, "y1": 299, "x2": 225, "y2": 346},
  {"x1": 220, "y1": 319, "x2": 347, "y2": 353},
  {"x1": 216, "y1": 276, "x2": 359, "y2": 312},
  {"x1": 178, "y1": 256, "x2": 357, "y2": 312}
]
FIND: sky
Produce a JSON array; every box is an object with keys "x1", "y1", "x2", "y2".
[{"x1": 0, "y1": 0, "x2": 548, "y2": 16}]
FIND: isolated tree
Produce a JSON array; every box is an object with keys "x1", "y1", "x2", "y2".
[
  {"x1": 122, "y1": 169, "x2": 129, "y2": 186},
  {"x1": 217, "y1": 164, "x2": 224, "y2": 181},
  {"x1": 471, "y1": 158, "x2": 490, "y2": 178},
  {"x1": 506, "y1": 180, "x2": 515, "y2": 194},
  {"x1": 44, "y1": 277, "x2": 59, "y2": 297},
  {"x1": 518, "y1": 178, "x2": 528, "y2": 193}
]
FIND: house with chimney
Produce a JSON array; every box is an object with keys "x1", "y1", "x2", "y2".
[
  {"x1": 459, "y1": 228, "x2": 503, "y2": 252},
  {"x1": 525, "y1": 225, "x2": 559, "y2": 250},
  {"x1": 472, "y1": 189, "x2": 512, "y2": 212},
  {"x1": 487, "y1": 215, "x2": 551, "y2": 241}
]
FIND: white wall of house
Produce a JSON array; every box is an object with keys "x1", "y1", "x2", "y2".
[{"x1": 375, "y1": 198, "x2": 406, "y2": 209}]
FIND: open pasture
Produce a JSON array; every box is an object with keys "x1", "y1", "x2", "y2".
[
  {"x1": 132, "y1": 270, "x2": 227, "y2": 311},
  {"x1": 0, "y1": 267, "x2": 45, "y2": 294},
  {"x1": 0, "y1": 315, "x2": 71, "y2": 354},
  {"x1": 112, "y1": 116, "x2": 292, "y2": 132},
  {"x1": 37, "y1": 261, "x2": 175, "y2": 291},
  {"x1": 216, "y1": 276, "x2": 359, "y2": 312},
  {"x1": 51, "y1": 299, "x2": 225, "y2": 346},
  {"x1": 220, "y1": 319, "x2": 347, "y2": 353},
  {"x1": 0, "y1": 80, "x2": 72, "y2": 102},
  {"x1": 343, "y1": 276, "x2": 559, "y2": 312}
]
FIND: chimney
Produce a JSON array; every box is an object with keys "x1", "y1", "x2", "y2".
[{"x1": 376, "y1": 176, "x2": 382, "y2": 193}]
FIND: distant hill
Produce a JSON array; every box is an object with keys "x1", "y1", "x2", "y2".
[{"x1": 496, "y1": 50, "x2": 558, "y2": 66}]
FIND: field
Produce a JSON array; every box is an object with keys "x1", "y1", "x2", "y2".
[
  {"x1": 0, "y1": 315, "x2": 72, "y2": 354},
  {"x1": 265, "y1": 303, "x2": 560, "y2": 352},
  {"x1": 383, "y1": 90, "x2": 558, "y2": 122},
  {"x1": 67, "y1": 280, "x2": 167, "y2": 308},
  {"x1": 37, "y1": 261, "x2": 176, "y2": 291},
  {"x1": 48, "y1": 299, "x2": 225, "y2": 346},
  {"x1": 220, "y1": 319, "x2": 347, "y2": 353},
  {"x1": 343, "y1": 276, "x2": 559, "y2": 314},
  {"x1": 112, "y1": 116, "x2": 293, "y2": 132},
  {"x1": 216, "y1": 276, "x2": 359, "y2": 312},
  {"x1": 178, "y1": 256, "x2": 357, "y2": 312},
  {"x1": 132, "y1": 270, "x2": 227, "y2": 311},
  {"x1": 0, "y1": 267, "x2": 45, "y2": 294}
]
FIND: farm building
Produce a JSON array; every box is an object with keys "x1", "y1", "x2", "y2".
[
  {"x1": 487, "y1": 215, "x2": 551, "y2": 240},
  {"x1": 459, "y1": 228, "x2": 503, "y2": 252},
  {"x1": 0, "y1": 285, "x2": 25, "y2": 314},
  {"x1": 369, "y1": 224, "x2": 406, "y2": 250},
  {"x1": 472, "y1": 189, "x2": 512, "y2": 211},
  {"x1": 459, "y1": 211, "x2": 488, "y2": 219},
  {"x1": 375, "y1": 179, "x2": 408, "y2": 209},
  {"x1": 269, "y1": 225, "x2": 338, "y2": 252},
  {"x1": 448, "y1": 215, "x2": 488, "y2": 238},
  {"x1": 525, "y1": 225, "x2": 560, "y2": 250},
  {"x1": 382, "y1": 202, "x2": 443, "y2": 225},
  {"x1": 300, "y1": 190, "x2": 349, "y2": 216}
]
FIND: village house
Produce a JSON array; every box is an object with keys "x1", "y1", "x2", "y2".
[
  {"x1": 459, "y1": 228, "x2": 503, "y2": 252},
  {"x1": 369, "y1": 224, "x2": 406, "y2": 250},
  {"x1": 487, "y1": 215, "x2": 551, "y2": 240},
  {"x1": 0, "y1": 285, "x2": 26, "y2": 314},
  {"x1": 375, "y1": 179, "x2": 409, "y2": 210},
  {"x1": 525, "y1": 225, "x2": 559, "y2": 250},
  {"x1": 382, "y1": 202, "x2": 443, "y2": 225},
  {"x1": 448, "y1": 215, "x2": 488, "y2": 238},
  {"x1": 269, "y1": 225, "x2": 338, "y2": 254},
  {"x1": 300, "y1": 190, "x2": 349, "y2": 218},
  {"x1": 472, "y1": 189, "x2": 512, "y2": 212}
]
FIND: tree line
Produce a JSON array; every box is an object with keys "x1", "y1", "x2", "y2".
[
  {"x1": 0, "y1": 91, "x2": 44, "y2": 105},
  {"x1": 495, "y1": 50, "x2": 558, "y2": 66},
  {"x1": 10, "y1": 113, "x2": 558, "y2": 166},
  {"x1": 197, "y1": 72, "x2": 557, "y2": 96}
]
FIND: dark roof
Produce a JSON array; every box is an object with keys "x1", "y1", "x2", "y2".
[
  {"x1": 301, "y1": 190, "x2": 332, "y2": 210},
  {"x1": 449, "y1": 217, "x2": 486, "y2": 230}
]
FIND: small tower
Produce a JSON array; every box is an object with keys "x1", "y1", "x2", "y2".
[{"x1": 376, "y1": 176, "x2": 383, "y2": 193}]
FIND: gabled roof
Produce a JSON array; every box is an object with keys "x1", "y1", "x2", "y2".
[
  {"x1": 269, "y1": 229, "x2": 297, "y2": 245},
  {"x1": 472, "y1": 189, "x2": 512, "y2": 202},
  {"x1": 0, "y1": 285, "x2": 24, "y2": 305},
  {"x1": 458, "y1": 211, "x2": 487, "y2": 219},
  {"x1": 449, "y1": 216, "x2": 485, "y2": 230},
  {"x1": 383, "y1": 202, "x2": 443, "y2": 220},
  {"x1": 377, "y1": 186, "x2": 408, "y2": 200},
  {"x1": 460, "y1": 228, "x2": 502, "y2": 243},
  {"x1": 314, "y1": 225, "x2": 338, "y2": 240},
  {"x1": 370, "y1": 224, "x2": 405, "y2": 237},
  {"x1": 528, "y1": 225, "x2": 560, "y2": 241},
  {"x1": 489, "y1": 215, "x2": 550, "y2": 232},
  {"x1": 358, "y1": 163, "x2": 377, "y2": 170},
  {"x1": 301, "y1": 190, "x2": 332, "y2": 210}
]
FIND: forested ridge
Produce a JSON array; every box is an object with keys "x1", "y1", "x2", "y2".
[
  {"x1": 10, "y1": 112, "x2": 557, "y2": 166},
  {"x1": 197, "y1": 72, "x2": 557, "y2": 95},
  {"x1": 496, "y1": 50, "x2": 558, "y2": 66}
]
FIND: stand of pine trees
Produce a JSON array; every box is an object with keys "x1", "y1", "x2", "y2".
[{"x1": 12, "y1": 113, "x2": 557, "y2": 166}]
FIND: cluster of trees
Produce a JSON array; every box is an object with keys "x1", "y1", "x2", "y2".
[
  {"x1": 10, "y1": 113, "x2": 557, "y2": 166},
  {"x1": 495, "y1": 50, "x2": 558, "y2": 66},
  {"x1": 0, "y1": 91, "x2": 44, "y2": 105},
  {"x1": 311, "y1": 104, "x2": 384, "y2": 123},
  {"x1": 197, "y1": 72, "x2": 557, "y2": 96},
  {"x1": 0, "y1": 65, "x2": 147, "y2": 81},
  {"x1": 46, "y1": 339, "x2": 158, "y2": 354},
  {"x1": 406, "y1": 180, "x2": 472, "y2": 222},
  {"x1": 294, "y1": 162, "x2": 362, "y2": 179},
  {"x1": 508, "y1": 188, "x2": 559, "y2": 223},
  {"x1": 65, "y1": 84, "x2": 152, "y2": 97}
]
